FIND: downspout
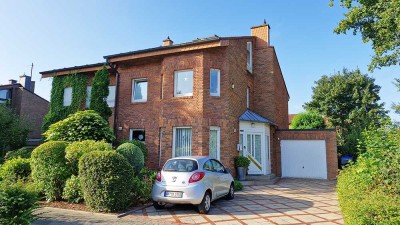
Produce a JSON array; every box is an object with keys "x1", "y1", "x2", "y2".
[{"x1": 106, "y1": 59, "x2": 120, "y2": 143}]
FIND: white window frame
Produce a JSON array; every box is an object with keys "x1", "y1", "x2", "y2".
[
  {"x1": 132, "y1": 79, "x2": 148, "y2": 102},
  {"x1": 129, "y1": 129, "x2": 145, "y2": 142},
  {"x1": 107, "y1": 86, "x2": 116, "y2": 107},
  {"x1": 174, "y1": 70, "x2": 193, "y2": 97},
  {"x1": 247, "y1": 42, "x2": 253, "y2": 73},
  {"x1": 209, "y1": 126, "x2": 220, "y2": 160},
  {"x1": 172, "y1": 126, "x2": 192, "y2": 157},
  {"x1": 210, "y1": 69, "x2": 220, "y2": 97},
  {"x1": 63, "y1": 87, "x2": 72, "y2": 106}
]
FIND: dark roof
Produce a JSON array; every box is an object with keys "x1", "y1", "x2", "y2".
[
  {"x1": 239, "y1": 109, "x2": 276, "y2": 125},
  {"x1": 104, "y1": 35, "x2": 221, "y2": 59},
  {"x1": 40, "y1": 62, "x2": 105, "y2": 74}
]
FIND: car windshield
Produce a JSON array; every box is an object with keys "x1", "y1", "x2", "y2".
[{"x1": 163, "y1": 159, "x2": 198, "y2": 172}]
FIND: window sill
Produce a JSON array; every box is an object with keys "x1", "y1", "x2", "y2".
[{"x1": 131, "y1": 101, "x2": 148, "y2": 104}]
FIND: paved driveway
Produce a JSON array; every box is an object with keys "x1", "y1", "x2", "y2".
[{"x1": 127, "y1": 178, "x2": 343, "y2": 224}]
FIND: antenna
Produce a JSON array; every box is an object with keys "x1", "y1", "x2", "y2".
[{"x1": 30, "y1": 63, "x2": 34, "y2": 78}]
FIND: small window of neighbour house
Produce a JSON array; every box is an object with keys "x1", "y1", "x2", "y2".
[
  {"x1": 173, "y1": 127, "x2": 192, "y2": 157},
  {"x1": 130, "y1": 129, "x2": 145, "y2": 142},
  {"x1": 63, "y1": 87, "x2": 72, "y2": 106},
  {"x1": 174, "y1": 70, "x2": 193, "y2": 97},
  {"x1": 247, "y1": 42, "x2": 253, "y2": 73},
  {"x1": 210, "y1": 69, "x2": 220, "y2": 96},
  {"x1": 132, "y1": 79, "x2": 148, "y2": 102}
]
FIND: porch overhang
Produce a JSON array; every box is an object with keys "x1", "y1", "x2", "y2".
[{"x1": 239, "y1": 109, "x2": 276, "y2": 126}]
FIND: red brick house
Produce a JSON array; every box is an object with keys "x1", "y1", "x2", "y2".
[
  {"x1": 0, "y1": 75, "x2": 49, "y2": 145},
  {"x1": 41, "y1": 23, "x2": 337, "y2": 179}
]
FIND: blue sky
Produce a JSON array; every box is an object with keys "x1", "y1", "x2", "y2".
[{"x1": 0, "y1": 0, "x2": 398, "y2": 121}]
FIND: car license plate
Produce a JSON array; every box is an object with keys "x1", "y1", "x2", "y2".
[{"x1": 164, "y1": 191, "x2": 183, "y2": 198}]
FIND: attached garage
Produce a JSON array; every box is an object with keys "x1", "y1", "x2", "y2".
[{"x1": 281, "y1": 140, "x2": 327, "y2": 179}]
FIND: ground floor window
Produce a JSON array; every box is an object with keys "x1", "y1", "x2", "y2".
[
  {"x1": 173, "y1": 127, "x2": 192, "y2": 157},
  {"x1": 130, "y1": 129, "x2": 145, "y2": 141},
  {"x1": 209, "y1": 126, "x2": 220, "y2": 160}
]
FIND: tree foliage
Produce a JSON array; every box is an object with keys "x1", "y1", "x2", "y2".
[
  {"x1": 304, "y1": 68, "x2": 387, "y2": 156},
  {"x1": 0, "y1": 105, "x2": 31, "y2": 158},
  {"x1": 392, "y1": 78, "x2": 400, "y2": 114},
  {"x1": 291, "y1": 111, "x2": 326, "y2": 129},
  {"x1": 89, "y1": 66, "x2": 112, "y2": 121},
  {"x1": 331, "y1": 0, "x2": 400, "y2": 70}
]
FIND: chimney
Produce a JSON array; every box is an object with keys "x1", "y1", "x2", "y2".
[
  {"x1": 251, "y1": 19, "x2": 270, "y2": 48},
  {"x1": 8, "y1": 79, "x2": 17, "y2": 84},
  {"x1": 19, "y1": 74, "x2": 32, "y2": 92},
  {"x1": 162, "y1": 36, "x2": 173, "y2": 46}
]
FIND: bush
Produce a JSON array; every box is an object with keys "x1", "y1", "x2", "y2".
[
  {"x1": 234, "y1": 180, "x2": 243, "y2": 191},
  {"x1": 234, "y1": 156, "x2": 250, "y2": 168},
  {"x1": 31, "y1": 141, "x2": 71, "y2": 201},
  {"x1": 291, "y1": 111, "x2": 326, "y2": 129},
  {"x1": 79, "y1": 151, "x2": 134, "y2": 212},
  {"x1": 5, "y1": 147, "x2": 33, "y2": 161},
  {"x1": 0, "y1": 182, "x2": 38, "y2": 225},
  {"x1": 89, "y1": 66, "x2": 112, "y2": 120},
  {"x1": 126, "y1": 140, "x2": 148, "y2": 160},
  {"x1": 131, "y1": 168, "x2": 156, "y2": 203},
  {"x1": 62, "y1": 175, "x2": 83, "y2": 203},
  {"x1": 116, "y1": 143, "x2": 144, "y2": 174},
  {"x1": 43, "y1": 110, "x2": 115, "y2": 143},
  {"x1": 337, "y1": 125, "x2": 400, "y2": 224},
  {"x1": 65, "y1": 140, "x2": 112, "y2": 175},
  {"x1": 0, "y1": 158, "x2": 31, "y2": 182}
]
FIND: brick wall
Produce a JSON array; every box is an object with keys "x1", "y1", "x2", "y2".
[{"x1": 275, "y1": 129, "x2": 338, "y2": 180}]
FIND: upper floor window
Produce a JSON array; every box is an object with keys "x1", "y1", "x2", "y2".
[
  {"x1": 174, "y1": 70, "x2": 193, "y2": 97},
  {"x1": 210, "y1": 69, "x2": 220, "y2": 96},
  {"x1": 86, "y1": 86, "x2": 116, "y2": 108},
  {"x1": 63, "y1": 87, "x2": 72, "y2": 106},
  {"x1": 132, "y1": 79, "x2": 148, "y2": 102},
  {"x1": 247, "y1": 42, "x2": 253, "y2": 73}
]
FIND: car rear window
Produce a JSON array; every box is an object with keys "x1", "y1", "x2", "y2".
[{"x1": 163, "y1": 159, "x2": 198, "y2": 172}]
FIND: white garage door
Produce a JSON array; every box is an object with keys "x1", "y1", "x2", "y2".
[{"x1": 281, "y1": 140, "x2": 327, "y2": 179}]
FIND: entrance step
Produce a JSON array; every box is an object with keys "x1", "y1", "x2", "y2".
[{"x1": 240, "y1": 174, "x2": 280, "y2": 186}]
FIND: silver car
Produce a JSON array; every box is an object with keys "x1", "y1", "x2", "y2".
[{"x1": 151, "y1": 156, "x2": 235, "y2": 214}]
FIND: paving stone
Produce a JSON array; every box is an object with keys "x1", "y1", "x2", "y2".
[
  {"x1": 178, "y1": 215, "x2": 208, "y2": 224},
  {"x1": 230, "y1": 211, "x2": 260, "y2": 220},
  {"x1": 242, "y1": 218, "x2": 275, "y2": 225},
  {"x1": 214, "y1": 221, "x2": 243, "y2": 225},
  {"x1": 268, "y1": 216, "x2": 302, "y2": 224},
  {"x1": 292, "y1": 215, "x2": 326, "y2": 223}
]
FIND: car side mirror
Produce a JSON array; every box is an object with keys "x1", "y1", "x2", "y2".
[{"x1": 225, "y1": 168, "x2": 231, "y2": 174}]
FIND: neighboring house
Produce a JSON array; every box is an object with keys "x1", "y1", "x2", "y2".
[
  {"x1": 40, "y1": 22, "x2": 338, "y2": 180},
  {"x1": 0, "y1": 75, "x2": 49, "y2": 145},
  {"x1": 288, "y1": 113, "x2": 297, "y2": 127}
]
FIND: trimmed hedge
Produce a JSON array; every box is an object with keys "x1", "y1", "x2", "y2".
[
  {"x1": 0, "y1": 182, "x2": 38, "y2": 225},
  {"x1": 31, "y1": 141, "x2": 71, "y2": 201},
  {"x1": 79, "y1": 151, "x2": 134, "y2": 212},
  {"x1": 65, "y1": 140, "x2": 112, "y2": 175},
  {"x1": 126, "y1": 140, "x2": 148, "y2": 160},
  {"x1": 62, "y1": 175, "x2": 83, "y2": 203},
  {"x1": 0, "y1": 158, "x2": 31, "y2": 182},
  {"x1": 43, "y1": 110, "x2": 115, "y2": 143},
  {"x1": 116, "y1": 143, "x2": 144, "y2": 174},
  {"x1": 337, "y1": 125, "x2": 400, "y2": 224},
  {"x1": 5, "y1": 147, "x2": 33, "y2": 161}
]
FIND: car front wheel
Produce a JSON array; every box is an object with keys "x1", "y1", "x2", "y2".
[
  {"x1": 197, "y1": 192, "x2": 211, "y2": 214},
  {"x1": 225, "y1": 183, "x2": 234, "y2": 200},
  {"x1": 153, "y1": 201, "x2": 165, "y2": 210}
]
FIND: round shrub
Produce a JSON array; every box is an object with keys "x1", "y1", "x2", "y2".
[
  {"x1": 116, "y1": 143, "x2": 144, "y2": 174},
  {"x1": 5, "y1": 147, "x2": 33, "y2": 161},
  {"x1": 291, "y1": 111, "x2": 326, "y2": 129},
  {"x1": 65, "y1": 140, "x2": 112, "y2": 175},
  {"x1": 79, "y1": 151, "x2": 134, "y2": 212},
  {"x1": 62, "y1": 175, "x2": 83, "y2": 203},
  {"x1": 31, "y1": 141, "x2": 71, "y2": 201},
  {"x1": 126, "y1": 140, "x2": 148, "y2": 160},
  {"x1": 43, "y1": 110, "x2": 115, "y2": 143},
  {"x1": 0, "y1": 158, "x2": 31, "y2": 182},
  {"x1": 0, "y1": 182, "x2": 38, "y2": 225}
]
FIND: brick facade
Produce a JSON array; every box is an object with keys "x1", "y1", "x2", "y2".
[{"x1": 275, "y1": 129, "x2": 338, "y2": 180}]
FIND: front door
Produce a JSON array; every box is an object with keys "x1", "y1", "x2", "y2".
[{"x1": 242, "y1": 132, "x2": 264, "y2": 175}]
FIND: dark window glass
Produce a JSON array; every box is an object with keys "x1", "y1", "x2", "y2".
[
  {"x1": 163, "y1": 159, "x2": 198, "y2": 172},
  {"x1": 211, "y1": 160, "x2": 225, "y2": 173},
  {"x1": 131, "y1": 129, "x2": 145, "y2": 141},
  {"x1": 203, "y1": 160, "x2": 213, "y2": 171}
]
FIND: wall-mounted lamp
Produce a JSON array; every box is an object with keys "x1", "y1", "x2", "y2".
[{"x1": 118, "y1": 127, "x2": 123, "y2": 131}]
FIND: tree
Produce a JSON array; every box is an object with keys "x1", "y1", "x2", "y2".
[
  {"x1": 392, "y1": 78, "x2": 400, "y2": 114},
  {"x1": 0, "y1": 105, "x2": 31, "y2": 159},
  {"x1": 291, "y1": 111, "x2": 326, "y2": 129},
  {"x1": 89, "y1": 66, "x2": 112, "y2": 120},
  {"x1": 304, "y1": 68, "x2": 388, "y2": 156},
  {"x1": 330, "y1": 0, "x2": 400, "y2": 71}
]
